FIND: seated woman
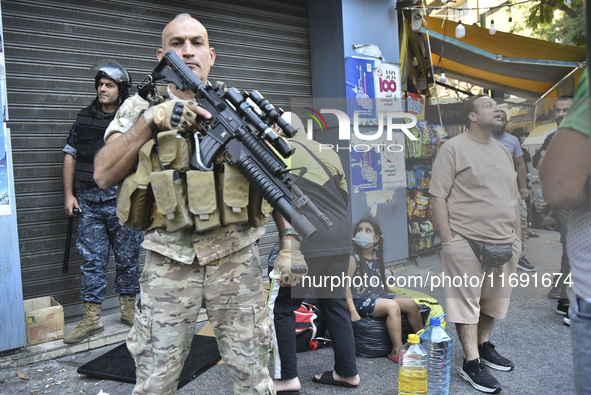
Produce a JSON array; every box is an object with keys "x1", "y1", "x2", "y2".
[{"x1": 346, "y1": 218, "x2": 423, "y2": 362}]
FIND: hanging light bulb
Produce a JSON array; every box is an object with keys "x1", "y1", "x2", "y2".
[
  {"x1": 440, "y1": 69, "x2": 447, "y2": 84},
  {"x1": 412, "y1": 56, "x2": 419, "y2": 66},
  {"x1": 489, "y1": 19, "x2": 496, "y2": 35},
  {"x1": 455, "y1": 20, "x2": 465, "y2": 38},
  {"x1": 417, "y1": 77, "x2": 427, "y2": 91}
]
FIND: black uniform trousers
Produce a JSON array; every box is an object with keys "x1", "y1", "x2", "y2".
[{"x1": 270, "y1": 253, "x2": 358, "y2": 380}]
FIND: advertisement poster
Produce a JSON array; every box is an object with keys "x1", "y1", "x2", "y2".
[
  {"x1": 381, "y1": 132, "x2": 407, "y2": 189},
  {"x1": 0, "y1": 26, "x2": 7, "y2": 215},
  {"x1": 0, "y1": 30, "x2": 6, "y2": 122},
  {"x1": 345, "y1": 57, "x2": 376, "y2": 120},
  {"x1": 0, "y1": 12, "x2": 11, "y2": 216},
  {"x1": 0, "y1": 125, "x2": 7, "y2": 215},
  {"x1": 405, "y1": 92, "x2": 426, "y2": 120},
  {"x1": 351, "y1": 148, "x2": 382, "y2": 193},
  {"x1": 374, "y1": 62, "x2": 403, "y2": 114}
]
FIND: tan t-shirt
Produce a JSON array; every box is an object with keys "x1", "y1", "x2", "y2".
[{"x1": 429, "y1": 132, "x2": 518, "y2": 243}]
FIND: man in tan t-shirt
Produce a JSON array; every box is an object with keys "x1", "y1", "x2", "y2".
[{"x1": 429, "y1": 94, "x2": 521, "y2": 394}]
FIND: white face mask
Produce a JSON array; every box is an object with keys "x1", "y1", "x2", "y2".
[{"x1": 352, "y1": 231, "x2": 375, "y2": 249}]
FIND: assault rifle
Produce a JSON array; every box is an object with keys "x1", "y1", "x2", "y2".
[{"x1": 145, "y1": 50, "x2": 326, "y2": 239}]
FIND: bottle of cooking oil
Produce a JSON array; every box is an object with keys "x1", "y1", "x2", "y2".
[{"x1": 398, "y1": 329, "x2": 428, "y2": 395}]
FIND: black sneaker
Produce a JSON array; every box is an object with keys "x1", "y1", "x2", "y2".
[
  {"x1": 460, "y1": 358, "x2": 502, "y2": 393},
  {"x1": 517, "y1": 257, "x2": 536, "y2": 272},
  {"x1": 556, "y1": 300, "x2": 569, "y2": 316},
  {"x1": 564, "y1": 312, "x2": 571, "y2": 326},
  {"x1": 548, "y1": 285, "x2": 561, "y2": 299},
  {"x1": 479, "y1": 341, "x2": 515, "y2": 371}
]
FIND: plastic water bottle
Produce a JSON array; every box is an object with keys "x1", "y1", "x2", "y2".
[
  {"x1": 535, "y1": 189, "x2": 545, "y2": 213},
  {"x1": 398, "y1": 329, "x2": 428, "y2": 395},
  {"x1": 422, "y1": 315, "x2": 453, "y2": 394}
]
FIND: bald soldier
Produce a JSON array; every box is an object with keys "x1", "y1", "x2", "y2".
[{"x1": 94, "y1": 14, "x2": 273, "y2": 394}]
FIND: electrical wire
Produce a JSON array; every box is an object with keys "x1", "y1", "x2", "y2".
[{"x1": 401, "y1": 0, "x2": 539, "y2": 12}]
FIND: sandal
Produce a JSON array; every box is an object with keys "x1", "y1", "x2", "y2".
[{"x1": 312, "y1": 371, "x2": 358, "y2": 388}]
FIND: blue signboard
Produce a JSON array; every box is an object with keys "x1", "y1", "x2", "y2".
[
  {"x1": 0, "y1": 0, "x2": 26, "y2": 351},
  {"x1": 351, "y1": 148, "x2": 382, "y2": 192},
  {"x1": 345, "y1": 57, "x2": 376, "y2": 120}
]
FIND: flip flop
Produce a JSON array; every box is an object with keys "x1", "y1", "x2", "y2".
[{"x1": 312, "y1": 371, "x2": 358, "y2": 388}]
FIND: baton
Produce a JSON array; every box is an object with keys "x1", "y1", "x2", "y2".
[{"x1": 62, "y1": 208, "x2": 80, "y2": 274}]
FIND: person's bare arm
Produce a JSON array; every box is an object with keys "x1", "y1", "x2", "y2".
[
  {"x1": 514, "y1": 156, "x2": 529, "y2": 200},
  {"x1": 94, "y1": 99, "x2": 211, "y2": 188},
  {"x1": 540, "y1": 128, "x2": 590, "y2": 208},
  {"x1": 346, "y1": 256, "x2": 361, "y2": 322},
  {"x1": 272, "y1": 209, "x2": 292, "y2": 234},
  {"x1": 514, "y1": 199, "x2": 522, "y2": 241},
  {"x1": 431, "y1": 196, "x2": 453, "y2": 243},
  {"x1": 93, "y1": 117, "x2": 153, "y2": 189},
  {"x1": 62, "y1": 154, "x2": 79, "y2": 216}
]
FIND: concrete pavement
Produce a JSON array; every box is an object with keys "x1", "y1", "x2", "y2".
[{"x1": 0, "y1": 228, "x2": 574, "y2": 394}]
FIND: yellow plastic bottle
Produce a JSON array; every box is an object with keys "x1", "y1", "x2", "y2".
[{"x1": 398, "y1": 329, "x2": 428, "y2": 395}]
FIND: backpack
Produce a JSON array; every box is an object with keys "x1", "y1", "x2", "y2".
[{"x1": 295, "y1": 301, "x2": 329, "y2": 352}]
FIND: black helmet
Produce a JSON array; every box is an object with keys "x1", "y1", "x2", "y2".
[{"x1": 91, "y1": 59, "x2": 132, "y2": 103}]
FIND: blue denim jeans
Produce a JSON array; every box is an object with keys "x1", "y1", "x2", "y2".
[{"x1": 569, "y1": 294, "x2": 591, "y2": 395}]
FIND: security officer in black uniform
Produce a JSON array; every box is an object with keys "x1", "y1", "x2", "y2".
[{"x1": 62, "y1": 60, "x2": 143, "y2": 344}]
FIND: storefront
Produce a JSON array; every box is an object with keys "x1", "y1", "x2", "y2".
[
  {"x1": 1, "y1": 1, "x2": 414, "y2": 351},
  {"x1": 397, "y1": 10, "x2": 586, "y2": 259},
  {"x1": 2, "y1": 0, "x2": 313, "y2": 326}
]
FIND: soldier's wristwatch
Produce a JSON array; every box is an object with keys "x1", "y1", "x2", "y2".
[{"x1": 279, "y1": 228, "x2": 302, "y2": 241}]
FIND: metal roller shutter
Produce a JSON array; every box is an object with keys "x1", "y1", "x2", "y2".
[{"x1": 3, "y1": 0, "x2": 310, "y2": 315}]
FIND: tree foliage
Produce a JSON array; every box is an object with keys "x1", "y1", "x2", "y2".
[{"x1": 516, "y1": 0, "x2": 585, "y2": 46}]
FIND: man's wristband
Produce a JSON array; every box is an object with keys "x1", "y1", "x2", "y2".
[{"x1": 279, "y1": 228, "x2": 302, "y2": 241}]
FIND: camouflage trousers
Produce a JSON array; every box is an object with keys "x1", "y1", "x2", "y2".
[
  {"x1": 77, "y1": 197, "x2": 143, "y2": 303},
  {"x1": 127, "y1": 246, "x2": 274, "y2": 395}
]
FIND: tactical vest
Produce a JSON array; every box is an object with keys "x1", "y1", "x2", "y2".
[
  {"x1": 116, "y1": 89, "x2": 272, "y2": 233},
  {"x1": 74, "y1": 106, "x2": 116, "y2": 186}
]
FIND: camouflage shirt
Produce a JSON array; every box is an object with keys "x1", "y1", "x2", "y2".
[{"x1": 105, "y1": 85, "x2": 265, "y2": 265}]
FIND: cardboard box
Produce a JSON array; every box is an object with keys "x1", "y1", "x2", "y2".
[{"x1": 23, "y1": 297, "x2": 64, "y2": 346}]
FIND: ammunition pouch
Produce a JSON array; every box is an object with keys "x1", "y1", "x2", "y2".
[
  {"x1": 248, "y1": 185, "x2": 273, "y2": 228},
  {"x1": 219, "y1": 163, "x2": 249, "y2": 225},
  {"x1": 116, "y1": 130, "x2": 271, "y2": 232},
  {"x1": 187, "y1": 170, "x2": 221, "y2": 232},
  {"x1": 116, "y1": 139, "x2": 157, "y2": 229},
  {"x1": 156, "y1": 129, "x2": 191, "y2": 172},
  {"x1": 150, "y1": 169, "x2": 193, "y2": 232}
]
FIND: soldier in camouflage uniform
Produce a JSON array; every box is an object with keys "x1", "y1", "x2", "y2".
[
  {"x1": 94, "y1": 14, "x2": 273, "y2": 395},
  {"x1": 62, "y1": 60, "x2": 143, "y2": 344}
]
